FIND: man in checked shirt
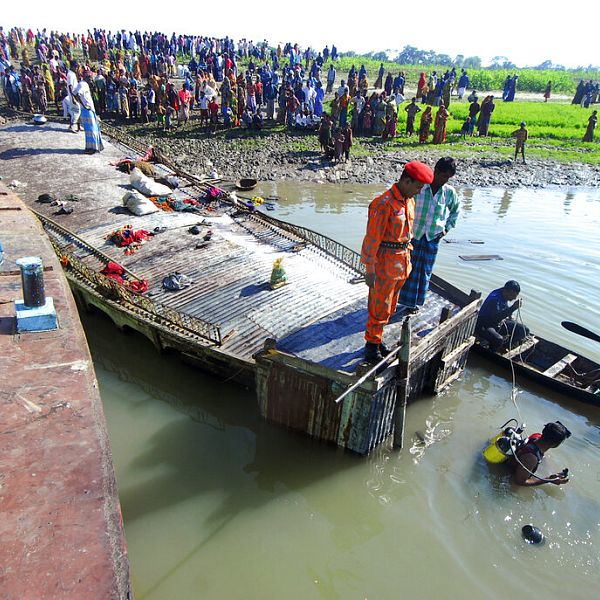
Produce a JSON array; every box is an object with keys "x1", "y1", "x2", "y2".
[
  {"x1": 360, "y1": 161, "x2": 434, "y2": 363},
  {"x1": 398, "y1": 157, "x2": 459, "y2": 314}
]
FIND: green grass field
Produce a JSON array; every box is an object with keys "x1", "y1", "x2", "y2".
[{"x1": 330, "y1": 99, "x2": 599, "y2": 164}]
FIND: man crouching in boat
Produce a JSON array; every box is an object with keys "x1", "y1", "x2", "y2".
[
  {"x1": 510, "y1": 421, "x2": 571, "y2": 486},
  {"x1": 476, "y1": 280, "x2": 529, "y2": 352}
]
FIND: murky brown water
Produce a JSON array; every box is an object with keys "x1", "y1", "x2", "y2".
[{"x1": 84, "y1": 184, "x2": 600, "y2": 599}]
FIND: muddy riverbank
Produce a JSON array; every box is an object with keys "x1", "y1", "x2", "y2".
[{"x1": 107, "y1": 120, "x2": 600, "y2": 189}]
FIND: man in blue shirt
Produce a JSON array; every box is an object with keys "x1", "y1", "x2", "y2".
[
  {"x1": 476, "y1": 280, "x2": 529, "y2": 351},
  {"x1": 457, "y1": 70, "x2": 469, "y2": 100}
]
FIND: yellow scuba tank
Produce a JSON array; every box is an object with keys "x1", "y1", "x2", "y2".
[
  {"x1": 483, "y1": 433, "x2": 511, "y2": 464},
  {"x1": 483, "y1": 420, "x2": 525, "y2": 464}
]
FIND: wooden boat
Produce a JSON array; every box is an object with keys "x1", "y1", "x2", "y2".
[
  {"x1": 474, "y1": 334, "x2": 600, "y2": 405},
  {"x1": 235, "y1": 177, "x2": 258, "y2": 191}
]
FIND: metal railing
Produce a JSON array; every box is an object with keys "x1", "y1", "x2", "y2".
[
  {"x1": 34, "y1": 211, "x2": 223, "y2": 345},
  {"x1": 237, "y1": 210, "x2": 365, "y2": 276}
]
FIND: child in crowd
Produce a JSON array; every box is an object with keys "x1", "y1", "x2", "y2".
[
  {"x1": 461, "y1": 116, "x2": 471, "y2": 140},
  {"x1": 140, "y1": 92, "x2": 149, "y2": 123},
  {"x1": 166, "y1": 104, "x2": 176, "y2": 129}
]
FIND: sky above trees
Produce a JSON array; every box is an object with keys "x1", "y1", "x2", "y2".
[{"x1": 2, "y1": 0, "x2": 596, "y2": 69}]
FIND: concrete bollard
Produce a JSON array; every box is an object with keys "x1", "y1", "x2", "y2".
[
  {"x1": 14, "y1": 256, "x2": 57, "y2": 333},
  {"x1": 16, "y1": 256, "x2": 46, "y2": 308}
]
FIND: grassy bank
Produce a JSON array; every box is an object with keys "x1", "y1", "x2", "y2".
[{"x1": 318, "y1": 99, "x2": 600, "y2": 164}]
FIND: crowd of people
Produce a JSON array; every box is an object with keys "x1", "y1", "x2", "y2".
[{"x1": 1, "y1": 25, "x2": 599, "y2": 154}]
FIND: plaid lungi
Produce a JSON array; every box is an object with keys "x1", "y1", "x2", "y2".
[
  {"x1": 398, "y1": 235, "x2": 440, "y2": 308},
  {"x1": 80, "y1": 107, "x2": 104, "y2": 152}
]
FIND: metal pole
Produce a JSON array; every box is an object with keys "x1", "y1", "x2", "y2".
[
  {"x1": 333, "y1": 336, "x2": 406, "y2": 404},
  {"x1": 393, "y1": 318, "x2": 412, "y2": 449}
]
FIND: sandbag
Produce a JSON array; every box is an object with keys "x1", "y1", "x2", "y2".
[
  {"x1": 122, "y1": 190, "x2": 160, "y2": 216},
  {"x1": 130, "y1": 167, "x2": 173, "y2": 197}
]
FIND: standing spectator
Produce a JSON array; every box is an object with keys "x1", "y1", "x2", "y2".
[
  {"x1": 264, "y1": 78, "x2": 278, "y2": 120},
  {"x1": 342, "y1": 123, "x2": 353, "y2": 160},
  {"x1": 75, "y1": 76, "x2": 104, "y2": 154},
  {"x1": 543, "y1": 81, "x2": 552, "y2": 103},
  {"x1": 326, "y1": 64, "x2": 336, "y2": 94},
  {"x1": 405, "y1": 98, "x2": 421, "y2": 136},
  {"x1": 457, "y1": 69, "x2": 469, "y2": 100},
  {"x1": 478, "y1": 95, "x2": 495, "y2": 137},
  {"x1": 583, "y1": 110, "x2": 597, "y2": 142},
  {"x1": 432, "y1": 102, "x2": 449, "y2": 144},
  {"x1": 512, "y1": 121, "x2": 528, "y2": 164},
  {"x1": 468, "y1": 96, "x2": 480, "y2": 135},
  {"x1": 374, "y1": 63, "x2": 385, "y2": 89},
  {"x1": 360, "y1": 162, "x2": 434, "y2": 362},
  {"x1": 398, "y1": 157, "x2": 458, "y2": 313},
  {"x1": 418, "y1": 106, "x2": 433, "y2": 143},
  {"x1": 314, "y1": 81, "x2": 324, "y2": 118}
]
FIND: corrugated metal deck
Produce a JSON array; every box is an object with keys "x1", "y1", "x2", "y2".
[{"x1": 0, "y1": 121, "x2": 459, "y2": 371}]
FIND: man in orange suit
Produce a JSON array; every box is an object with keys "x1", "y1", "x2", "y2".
[{"x1": 360, "y1": 161, "x2": 434, "y2": 363}]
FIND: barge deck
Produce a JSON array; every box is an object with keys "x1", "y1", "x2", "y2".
[{"x1": 0, "y1": 119, "x2": 480, "y2": 454}]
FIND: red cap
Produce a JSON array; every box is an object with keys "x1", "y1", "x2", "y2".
[{"x1": 404, "y1": 161, "x2": 434, "y2": 184}]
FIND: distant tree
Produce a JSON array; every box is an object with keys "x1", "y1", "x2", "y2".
[
  {"x1": 436, "y1": 54, "x2": 453, "y2": 66},
  {"x1": 490, "y1": 55, "x2": 512, "y2": 69},
  {"x1": 463, "y1": 56, "x2": 482, "y2": 69},
  {"x1": 371, "y1": 51, "x2": 388, "y2": 62},
  {"x1": 342, "y1": 51, "x2": 357, "y2": 58},
  {"x1": 534, "y1": 59, "x2": 554, "y2": 70},
  {"x1": 454, "y1": 54, "x2": 465, "y2": 67},
  {"x1": 396, "y1": 45, "x2": 419, "y2": 63}
]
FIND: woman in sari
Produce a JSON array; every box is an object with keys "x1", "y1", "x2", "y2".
[
  {"x1": 416, "y1": 73, "x2": 427, "y2": 100},
  {"x1": 382, "y1": 103, "x2": 398, "y2": 139},
  {"x1": 477, "y1": 95, "x2": 495, "y2": 137},
  {"x1": 362, "y1": 104, "x2": 373, "y2": 135},
  {"x1": 75, "y1": 78, "x2": 103, "y2": 154},
  {"x1": 432, "y1": 102, "x2": 449, "y2": 144},
  {"x1": 330, "y1": 92, "x2": 340, "y2": 127},
  {"x1": 372, "y1": 97, "x2": 387, "y2": 136},
  {"x1": 583, "y1": 110, "x2": 597, "y2": 142},
  {"x1": 41, "y1": 63, "x2": 55, "y2": 103},
  {"x1": 374, "y1": 63, "x2": 385, "y2": 89},
  {"x1": 418, "y1": 106, "x2": 433, "y2": 143}
]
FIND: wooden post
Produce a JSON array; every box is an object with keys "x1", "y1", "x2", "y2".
[
  {"x1": 439, "y1": 306, "x2": 452, "y2": 324},
  {"x1": 393, "y1": 317, "x2": 412, "y2": 449}
]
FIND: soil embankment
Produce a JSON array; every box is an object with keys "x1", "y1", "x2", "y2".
[{"x1": 115, "y1": 123, "x2": 600, "y2": 189}]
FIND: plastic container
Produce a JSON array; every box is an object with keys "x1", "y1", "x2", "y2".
[{"x1": 16, "y1": 256, "x2": 45, "y2": 308}]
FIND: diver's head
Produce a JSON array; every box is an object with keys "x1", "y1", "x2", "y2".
[{"x1": 541, "y1": 421, "x2": 571, "y2": 448}]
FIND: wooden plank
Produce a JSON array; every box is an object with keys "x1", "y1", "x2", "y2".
[
  {"x1": 459, "y1": 254, "x2": 503, "y2": 261},
  {"x1": 543, "y1": 353, "x2": 578, "y2": 377},
  {"x1": 440, "y1": 336, "x2": 476, "y2": 367},
  {"x1": 503, "y1": 336, "x2": 539, "y2": 360}
]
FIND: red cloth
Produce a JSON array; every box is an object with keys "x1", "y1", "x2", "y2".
[{"x1": 100, "y1": 261, "x2": 149, "y2": 294}]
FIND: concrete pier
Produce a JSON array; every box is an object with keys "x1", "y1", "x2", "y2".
[{"x1": 0, "y1": 187, "x2": 131, "y2": 599}]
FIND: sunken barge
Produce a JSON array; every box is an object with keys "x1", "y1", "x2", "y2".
[{"x1": 0, "y1": 118, "x2": 481, "y2": 455}]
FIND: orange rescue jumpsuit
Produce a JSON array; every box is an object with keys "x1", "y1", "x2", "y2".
[{"x1": 361, "y1": 184, "x2": 415, "y2": 344}]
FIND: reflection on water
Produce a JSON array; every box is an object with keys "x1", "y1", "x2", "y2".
[{"x1": 90, "y1": 185, "x2": 600, "y2": 599}]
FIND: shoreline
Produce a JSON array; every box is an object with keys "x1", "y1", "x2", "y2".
[
  {"x1": 111, "y1": 121, "x2": 600, "y2": 189},
  {"x1": 2, "y1": 106, "x2": 598, "y2": 189}
]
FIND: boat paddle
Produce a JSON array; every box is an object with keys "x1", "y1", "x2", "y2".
[{"x1": 561, "y1": 321, "x2": 600, "y2": 343}]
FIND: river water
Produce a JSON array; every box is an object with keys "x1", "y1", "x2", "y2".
[{"x1": 83, "y1": 183, "x2": 600, "y2": 599}]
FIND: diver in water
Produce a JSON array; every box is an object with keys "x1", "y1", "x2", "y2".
[{"x1": 509, "y1": 421, "x2": 571, "y2": 487}]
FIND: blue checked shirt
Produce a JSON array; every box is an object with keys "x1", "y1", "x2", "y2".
[{"x1": 412, "y1": 184, "x2": 459, "y2": 241}]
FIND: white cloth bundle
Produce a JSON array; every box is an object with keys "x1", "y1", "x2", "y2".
[
  {"x1": 122, "y1": 189, "x2": 159, "y2": 216},
  {"x1": 129, "y1": 167, "x2": 173, "y2": 197}
]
